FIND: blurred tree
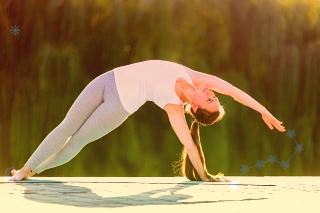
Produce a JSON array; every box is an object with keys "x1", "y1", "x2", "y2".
[{"x1": 0, "y1": 0, "x2": 319, "y2": 177}]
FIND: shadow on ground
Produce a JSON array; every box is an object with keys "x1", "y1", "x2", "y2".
[{"x1": 11, "y1": 179, "x2": 268, "y2": 208}]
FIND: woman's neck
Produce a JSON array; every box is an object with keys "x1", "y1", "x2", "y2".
[{"x1": 175, "y1": 79, "x2": 196, "y2": 104}]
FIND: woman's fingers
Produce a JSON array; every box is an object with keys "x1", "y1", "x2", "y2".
[
  {"x1": 269, "y1": 114, "x2": 285, "y2": 129},
  {"x1": 207, "y1": 172, "x2": 230, "y2": 182},
  {"x1": 262, "y1": 114, "x2": 286, "y2": 132},
  {"x1": 274, "y1": 122, "x2": 286, "y2": 132},
  {"x1": 270, "y1": 115, "x2": 280, "y2": 122},
  {"x1": 210, "y1": 177, "x2": 225, "y2": 182},
  {"x1": 262, "y1": 111, "x2": 283, "y2": 124},
  {"x1": 262, "y1": 116, "x2": 273, "y2": 129},
  {"x1": 269, "y1": 118, "x2": 286, "y2": 132},
  {"x1": 221, "y1": 176, "x2": 231, "y2": 182}
]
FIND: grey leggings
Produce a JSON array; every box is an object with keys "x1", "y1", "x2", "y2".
[{"x1": 25, "y1": 70, "x2": 130, "y2": 174}]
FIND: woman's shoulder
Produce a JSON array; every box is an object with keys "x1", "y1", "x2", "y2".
[{"x1": 178, "y1": 66, "x2": 206, "y2": 88}]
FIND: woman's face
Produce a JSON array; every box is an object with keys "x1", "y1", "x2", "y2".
[{"x1": 193, "y1": 87, "x2": 220, "y2": 113}]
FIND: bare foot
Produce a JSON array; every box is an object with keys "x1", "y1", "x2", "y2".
[{"x1": 9, "y1": 166, "x2": 36, "y2": 181}]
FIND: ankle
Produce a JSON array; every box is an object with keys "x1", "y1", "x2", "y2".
[{"x1": 22, "y1": 165, "x2": 35, "y2": 175}]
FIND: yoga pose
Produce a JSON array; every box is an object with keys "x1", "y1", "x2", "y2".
[{"x1": 9, "y1": 60, "x2": 285, "y2": 182}]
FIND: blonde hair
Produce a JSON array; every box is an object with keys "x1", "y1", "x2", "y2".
[{"x1": 173, "y1": 103, "x2": 225, "y2": 180}]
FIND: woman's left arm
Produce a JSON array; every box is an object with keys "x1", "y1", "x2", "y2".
[{"x1": 185, "y1": 68, "x2": 286, "y2": 132}]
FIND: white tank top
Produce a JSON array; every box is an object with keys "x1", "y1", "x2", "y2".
[{"x1": 113, "y1": 60, "x2": 193, "y2": 114}]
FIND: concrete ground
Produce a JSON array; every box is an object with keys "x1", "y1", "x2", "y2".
[{"x1": 0, "y1": 176, "x2": 319, "y2": 212}]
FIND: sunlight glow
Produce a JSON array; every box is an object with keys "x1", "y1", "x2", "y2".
[{"x1": 229, "y1": 180, "x2": 240, "y2": 190}]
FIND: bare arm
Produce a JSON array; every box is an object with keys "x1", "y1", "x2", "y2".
[
  {"x1": 184, "y1": 67, "x2": 286, "y2": 132},
  {"x1": 185, "y1": 67, "x2": 266, "y2": 112},
  {"x1": 164, "y1": 105, "x2": 209, "y2": 181}
]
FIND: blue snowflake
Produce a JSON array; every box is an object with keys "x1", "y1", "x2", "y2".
[
  {"x1": 255, "y1": 160, "x2": 265, "y2": 169},
  {"x1": 295, "y1": 143, "x2": 304, "y2": 153},
  {"x1": 10, "y1": 25, "x2": 21, "y2": 35},
  {"x1": 240, "y1": 164, "x2": 249, "y2": 174},
  {"x1": 280, "y1": 161, "x2": 290, "y2": 170},
  {"x1": 268, "y1": 155, "x2": 277, "y2": 165},
  {"x1": 240, "y1": 128, "x2": 303, "y2": 174},
  {"x1": 287, "y1": 129, "x2": 296, "y2": 139}
]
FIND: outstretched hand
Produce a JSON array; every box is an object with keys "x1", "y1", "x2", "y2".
[
  {"x1": 205, "y1": 172, "x2": 231, "y2": 182},
  {"x1": 261, "y1": 110, "x2": 286, "y2": 132}
]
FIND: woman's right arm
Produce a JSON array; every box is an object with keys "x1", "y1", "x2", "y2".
[
  {"x1": 164, "y1": 105, "x2": 209, "y2": 181},
  {"x1": 184, "y1": 67, "x2": 285, "y2": 132}
]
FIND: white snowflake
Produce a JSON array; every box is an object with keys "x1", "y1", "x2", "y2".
[{"x1": 10, "y1": 25, "x2": 21, "y2": 35}]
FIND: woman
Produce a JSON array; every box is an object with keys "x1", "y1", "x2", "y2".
[{"x1": 9, "y1": 60, "x2": 285, "y2": 182}]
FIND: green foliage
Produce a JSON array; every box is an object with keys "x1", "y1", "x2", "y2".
[{"x1": 1, "y1": 0, "x2": 319, "y2": 176}]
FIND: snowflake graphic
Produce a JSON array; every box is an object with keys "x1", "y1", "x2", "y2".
[
  {"x1": 240, "y1": 164, "x2": 250, "y2": 175},
  {"x1": 268, "y1": 155, "x2": 277, "y2": 165},
  {"x1": 280, "y1": 161, "x2": 290, "y2": 170},
  {"x1": 287, "y1": 129, "x2": 296, "y2": 139},
  {"x1": 240, "y1": 128, "x2": 303, "y2": 174},
  {"x1": 255, "y1": 160, "x2": 265, "y2": 169},
  {"x1": 295, "y1": 143, "x2": 304, "y2": 153},
  {"x1": 10, "y1": 25, "x2": 21, "y2": 35}
]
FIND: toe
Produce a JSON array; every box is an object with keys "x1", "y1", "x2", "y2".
[
  {"x1": 11, "y1": 169, "x2": 16, "y2": 176},
  {"x1": 8, "y1": 176, "x2": 15, "y2": 181}
]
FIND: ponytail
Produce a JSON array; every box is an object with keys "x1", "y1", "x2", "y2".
[
  {"x1": 173, "y1": 118, "x2": 209, "y2": 181},
  {"x1": 172, "y1": 103, "x2": 225, "y2": 181}
]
